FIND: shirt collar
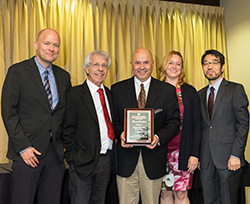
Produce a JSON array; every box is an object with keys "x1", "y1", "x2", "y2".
[
  {"x1": 134, "y1": 76, "x2": 151, "y2": 88},
  {"x1": 208, "y1": 77, "x2": 223, "y2": 91},
  {"x1": 86, "y1": 79, "x2": 105, "y2": 94},
  {"x1": 34, "y1": 56, "x2": 53, "y2": 76}
]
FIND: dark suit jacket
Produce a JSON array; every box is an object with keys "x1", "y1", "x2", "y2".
[
  {"x1": 1, "y1": 57, "x2": 71, "y2": 162},
  {"x1": 111, "y1": 77, "x2": 180, "y2": 179},
  {"x1": 198, "y1": 78, "x2": 249, "y2": 170},
  {"x1": 178, "y1": 83, "x2": 202, "y2": 171},
  {"x1": 62, "y1": 81, "x2": 115, "y2": 178}
]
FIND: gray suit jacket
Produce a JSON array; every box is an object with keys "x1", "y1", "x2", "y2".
[{"x1": 198, "y1": 78, "x2": 249, "y2": 170}]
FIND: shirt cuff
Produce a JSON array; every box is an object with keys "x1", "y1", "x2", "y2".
[
  {"x1": 230, "y1": 155, "x2": 239, "y2": 159},
  {"x1": 19, "y1": 146, "x2": 31, "y2": 154},
  {"x1": 155, "y1": 134, "x2": 160, "y2": 146}
]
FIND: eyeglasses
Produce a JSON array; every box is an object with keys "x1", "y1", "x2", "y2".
[
  {"x1": 90, "y1": 63, "x2": 108, "y2": 69},
  {"x1": 203, "y1": 61, "x2": 220, "y2": 66}
]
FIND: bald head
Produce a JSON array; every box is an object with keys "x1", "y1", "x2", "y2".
[
  {"x1": 132, "y1": 48, "x2": 153, "y2": 62},
  {"x1": 34, "y1": 28, "x2": 61, "y2": 68},
  {"x1": 36, "y1": 28, "x2": 60, "y2": 44},
  {"x1": 130, "y1": 47, "x2": 154, "y2": 82}
]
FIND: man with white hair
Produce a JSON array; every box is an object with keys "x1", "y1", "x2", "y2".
[{"x1": 62, "y1": 50, "x2": 115, "y2": 204}]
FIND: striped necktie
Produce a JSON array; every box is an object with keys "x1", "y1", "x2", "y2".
[{"x1": 44, "y1": 70, "x2": 53, "y2": 109}]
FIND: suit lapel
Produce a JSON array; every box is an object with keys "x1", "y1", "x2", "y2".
[
  {"x1": 104, "y1": 86, "x2": 115, "y2": 123},
  {"x1": 212, "y1": 79, "x2": 228, "y2": 119},
  {"x1": 52, "y1": 65, "x2": 62, "y2": 110},
  {"x1": 81, "y1": 81, "x2": 98, "y2": 122},
  {"x1": 146, "y1": 78, "x2": 159, "y2": 108},
  {"x1": 200, "y1": 86, "x2": 209, "y2": 120},
  {"x1": 25, "y1": 57, "x2": 51, "y2": 107},
  {"x1": 125, "y1": 77, "x2": 138, "y2": 108}
]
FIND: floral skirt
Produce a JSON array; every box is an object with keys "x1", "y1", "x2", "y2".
[{"x1": 162, "y1": 149, "x2": 193, "y2": 191}]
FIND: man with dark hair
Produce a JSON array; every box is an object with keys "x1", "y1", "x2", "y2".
[
  {"x1": 201, "y1": 49, "x2": 225, "y2": 67},
  {"x1": 1, "y1": 28, "x2": 71, "y2": 204},
  {"x1": 198, "y1": 49, "x2": 249, "y2": 204}
]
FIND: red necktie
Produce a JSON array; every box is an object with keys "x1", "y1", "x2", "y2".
[
  {"x1": 208, "y1": 86, "x2": 215, "y2": 120},
  {"x1": 97, "y1": 88, "x2": 115, "y2": 141}
]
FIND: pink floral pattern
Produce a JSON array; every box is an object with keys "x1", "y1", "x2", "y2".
[{"x1": 162, "y1": 150, "x2": 193, "y2": 191}]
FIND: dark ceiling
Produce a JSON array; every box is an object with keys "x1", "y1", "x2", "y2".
[{"x1": 160, "y1": 0, "x2": 220, "y2": 6}]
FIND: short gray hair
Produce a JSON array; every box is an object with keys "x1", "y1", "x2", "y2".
[{"x1": 84, "y1": 50, "x2": 111, "y2": 72}]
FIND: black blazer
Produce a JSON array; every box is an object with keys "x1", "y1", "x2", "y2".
[
  {"x1": 1, "y1": 57, "x2": 71, "y2": 162},
  {"x1": 178, "y1": 83, "x2": 202, "y2": 171},
  {"x1": 111, "y1": 77, "x2": 180, "y2": 179},
  {"x1": 62, "y1": 81, "x2": 115, "y2": 178},
  {"x1": 198, "y1": 79, "x2": 249, "y2": 169}
]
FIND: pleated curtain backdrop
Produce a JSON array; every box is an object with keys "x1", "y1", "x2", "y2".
[{"x1": 0, "y1": 0, "x2": 227, "y2": 162}]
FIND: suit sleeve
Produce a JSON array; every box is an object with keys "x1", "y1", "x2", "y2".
[
  {"x1": 1, "y1": 66, "x2": 32, "y2": 153},
  {"x1": 231, "y1": 84, "x2": 249, "y2": 158},
  {"x1": 190, "y1": 88, "x2": 202, "y2": 158},
  {"x1": 111, "y1": 85, "x2": 124, "y2": 141},
  {"x1": 62, "y1": 90, "x2": 78, "y2": 159},
  {"x1": 156, "y1": 86, "x2": 181, "y2": 145},
  {"x1": 65, "y1": 74, "x2": 72, "y2": 92}
]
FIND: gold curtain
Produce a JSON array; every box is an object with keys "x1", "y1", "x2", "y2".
[{"x1": 0, "y1": 0, "x2": 227, "y2": 162}]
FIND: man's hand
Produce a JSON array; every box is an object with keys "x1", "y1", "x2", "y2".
[
  {"x1": 120, "y1": 131, "x2": 133, "y2": 148},
  {"x1": 20, "y1": 147, "x2": 41, "y2": 168},
  {"x1": 228, "y1": 156, "x2": 241, "y2": 171},
  {"x1": 187, "y1": 156, "x2": 199, "y2": 173},
  {"x1": 146, "y1": 135, "x2": 158, "y2": 149}
]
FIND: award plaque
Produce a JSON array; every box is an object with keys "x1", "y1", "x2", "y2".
[{"x1": 124, "y1": 108, "x2": 154, "y2": 145}]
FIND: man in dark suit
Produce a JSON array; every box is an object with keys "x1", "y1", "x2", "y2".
[
  {"x1": 111, "y1": 48, "x2": 180, "y2": 204},
  {"x1": 62, "y1": 50, "x2": 115, "y2": 204},
  {"x1": 1, "y1": 28, "x2": 71, "y2": 204},
  {"x1": 198, "y1": 49, "x2": 249, "y2": 204}
]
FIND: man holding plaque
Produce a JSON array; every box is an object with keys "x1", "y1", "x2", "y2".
[{"x1": 111, "y1": 47, "x2": 180, "y2": 204}]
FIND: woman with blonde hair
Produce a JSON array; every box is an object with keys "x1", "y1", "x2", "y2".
[{"x1": 159, "y1": 51, "x2": 202, "y2": 204}]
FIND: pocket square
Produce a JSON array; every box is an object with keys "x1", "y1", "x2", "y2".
[{"x1": 154, "y1": 108, "x2": 163, "y2": 114}]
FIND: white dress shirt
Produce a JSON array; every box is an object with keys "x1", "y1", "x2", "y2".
[
  {"x1": 134, "y1": 76, "x2": 151, "y2": 100},
  {"x1": 87, "y1": 79, "x2": 113, "y2": 154}
]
